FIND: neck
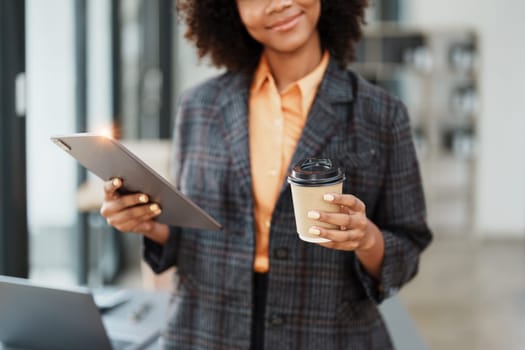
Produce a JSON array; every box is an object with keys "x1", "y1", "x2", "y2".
[{"x1": 264, "y1": 34, "x2": 322, "y2": 92}]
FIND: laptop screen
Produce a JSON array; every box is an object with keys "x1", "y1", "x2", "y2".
[{"x1": 0, "y1": 275, "x2": 161, "y2": 350}]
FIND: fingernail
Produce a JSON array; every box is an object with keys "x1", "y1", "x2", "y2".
[
  {"x1": 138, "y1": 194, "x2": 149, "y2": 203},
  {"x1": 308, "y1": 227, "x2": 321, "y2": 235},
  {"x1": 112, "y1": 178, "x2": 121, "y2": 187},
  {"x1": 323, "y1": 194, "x2": 335, "y2": 202},
  {"x1": 149, "y1": 204, "x2": 160, "y2": 212},
  {"x1": 307, "y1": 211, "x2": 320, "y2": 219}
]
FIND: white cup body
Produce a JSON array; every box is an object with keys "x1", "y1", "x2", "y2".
[{"x1": 289, "y1": 181, "x2": 343, "y2": 243}]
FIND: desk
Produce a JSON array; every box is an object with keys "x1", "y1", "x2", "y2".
[
  {"x1": 101, "y1": 289, "x2": 169, "y2": 350},
  {"x1": 379, "y1": 296, "x2": 429, "y2": 350},
  {"x1": 1, "y1": 291, "x2": 426, "y2": 349}
]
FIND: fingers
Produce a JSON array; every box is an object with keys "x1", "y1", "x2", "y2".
[
  {"x1": 100, "y1": 192, "x2": 150, "y2": 217},
  {"x1": 100, "y1": 193, "x2": 148, "y2": 219},
  {"x1": 307, "y1": 210, "x2": 367, "y2": 230},
  {"x1": 317, "y1": 240, "x2": 360, "y2": 251},
  {"x1": 306, "y1": 193, "x2": 368, "y2": 250},
  {"x1": 323, "y1": 193, "x2": 366, "y2": 213},
  {"x1": 104, "y1": 178, "x2": 122, "y2": 200},
  {"x1": 308, "y1": 226, "x2": 364, "y2": 243},
  {"x1": 100, "y1": 177, "x2": 163, "y2": 234},
  {"x1": 105, "y1": 203, "x2": 162, "y2": 233}
]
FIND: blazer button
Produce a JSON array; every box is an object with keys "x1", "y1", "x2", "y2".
[
  {"x1": 273, "y1": 248, "x2": 289, "y2": 260},
  {"x1": 268, "y1": 314, "x2": 286, "y2": 327}
]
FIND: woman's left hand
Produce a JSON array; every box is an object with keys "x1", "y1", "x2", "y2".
[{"x1": 307, "y1": 193, "x2": 377, "y2": 252}]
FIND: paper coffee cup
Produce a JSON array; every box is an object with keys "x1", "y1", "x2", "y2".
[{"x1": 288, "y1": 158, "x2": 345, "y2": 243}]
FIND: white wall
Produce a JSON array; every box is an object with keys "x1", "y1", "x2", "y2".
[
  {"x1": 173, "y1": 24, "x2": 222, "y2": 97},
  {"x1": 26, "y1": 0, "x2": 76, "y2": 228},
  {"x1": 27, "y1": 0, "x2": 113, "y2": 227},
  {"x1": 407, "y1": 0, "x2": 525, "y2": 236},
  {"x1": 88, "y1": 0, "x2": 112, "y2": 132}
]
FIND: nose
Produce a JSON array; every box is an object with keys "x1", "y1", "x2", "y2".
[{"x1": 266, "y1": 0, "x2": 293, "y2": 14}]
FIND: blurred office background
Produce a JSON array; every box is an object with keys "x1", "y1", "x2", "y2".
[{"x1": 1, "y1": 0, "x2": 524, "y2": 349}]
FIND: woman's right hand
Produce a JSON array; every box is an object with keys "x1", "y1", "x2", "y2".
[{"x1": 99, "y1": 178, "x2": 170, "y2": 245}]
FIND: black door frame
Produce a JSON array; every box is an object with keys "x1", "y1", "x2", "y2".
[
  {"x1": 0, "y1": 0, "x2": 29, "y2": 277},
  {"x1": 75, "y1": 0, "x2": 90, "y2": 285},
  {"x1": 158, "y1": 0, "x2": 173, "y2": 139}
]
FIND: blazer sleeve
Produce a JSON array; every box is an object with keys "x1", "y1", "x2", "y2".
[
  {"x1": 142, "y1": 226, "x2": 181, "y2": 273},
  {"x1": 142, "y1": 94, "x2": 187, "y2": 274},
  {"x1": 354, "y1": 100, "x2": 433, "y2": 303}
]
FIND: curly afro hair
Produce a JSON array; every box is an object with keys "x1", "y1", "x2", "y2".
[{"x1": 177, "y1": 0, "x2": 368, "y2": 74}]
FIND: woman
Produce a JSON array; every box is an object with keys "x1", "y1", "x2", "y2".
[{"x1": 100, "y1": 0, "x2": 432, "y2": 349}]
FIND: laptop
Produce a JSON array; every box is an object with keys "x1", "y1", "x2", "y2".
[{"x1": 0, "y1": 275, "x2": 161, "y2": 350}]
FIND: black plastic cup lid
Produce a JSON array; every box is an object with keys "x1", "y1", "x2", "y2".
[{"x1": 287, "y1": 158, "x2": 345, "y2": 186}]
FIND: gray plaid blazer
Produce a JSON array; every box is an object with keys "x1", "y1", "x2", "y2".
[{"x1": 144, "y1": 58, "x2": 432, "y2": 350}]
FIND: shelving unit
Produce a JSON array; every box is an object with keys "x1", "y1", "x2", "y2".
[{"x1": 353, "y1": 23, "x2": 479, "y2": 234}]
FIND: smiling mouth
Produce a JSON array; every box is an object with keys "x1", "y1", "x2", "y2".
[{"x1": 267, "y1": 13, "x2": 303, "y2": 32}]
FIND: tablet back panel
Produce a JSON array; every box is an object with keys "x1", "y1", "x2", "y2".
[{"x1": 51, "y1": 134, "x2": 221, "y2": 230}]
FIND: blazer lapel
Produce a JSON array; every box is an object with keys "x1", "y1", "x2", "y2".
[
  {"x1": 220, "y1": 59, "x2": 355, "y2": 198},
  {"x1": 220, "y1": 77, "x2": 254, "y2": 198},
  {"x1": 284, "y1": 59, "x2": 355, "y2": 192}
]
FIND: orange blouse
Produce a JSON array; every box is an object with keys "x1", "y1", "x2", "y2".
[{"x1": 249, "y1": 51, "x2": 329, "y2": 272}]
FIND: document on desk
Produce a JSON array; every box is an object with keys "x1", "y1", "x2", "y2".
[
  {"x1": 51, "y1": 133, "x2": 222, "y2": 231},
  {"x1": 93, "y1": 288, "x2": 131, "y2": 313},
  {"x1": 103, "y1": 290, "x2": 170, "y2": 350}
]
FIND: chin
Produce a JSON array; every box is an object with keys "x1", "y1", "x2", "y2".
[{"x1": 268, "y1": 35, "x2": 311, "y2": 54}]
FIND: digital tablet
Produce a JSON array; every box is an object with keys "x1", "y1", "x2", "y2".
[{"x1": 51, "y1": 133, "x2": 222, "y2": 231}]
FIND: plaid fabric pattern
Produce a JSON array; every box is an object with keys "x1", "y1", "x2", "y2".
[{"x1": 143, "y1": 58, "x2": 432, "y2": 350}]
